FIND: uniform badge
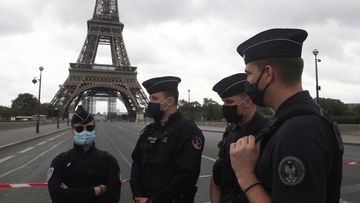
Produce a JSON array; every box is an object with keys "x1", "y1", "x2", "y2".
[
  {"x1": 278, "y1": 156, "x2": 306, "y2": 186},
  {"x1": 192, "y1": 137, "x2": 203, "y2": 150},
  {"x1": 47, "y1": 167, "x2": 54, "y2": 182}
]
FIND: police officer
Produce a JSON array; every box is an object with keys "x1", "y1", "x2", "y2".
[
  {"x1": 229, "y1": 28, "x2": 343, "y2": 203},
  {"x1": 211, "y1": 73, "x2": 268, "y2": 203},
  {"x1": 47, "y1": 105, "x2": 121, "y2": 203},
  {"x1": 130, "y1": 76, "x2": 205, "y2": 203}
]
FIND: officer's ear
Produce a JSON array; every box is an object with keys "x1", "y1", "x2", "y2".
[
  {"x1": 264, "y1": 65, "x2": 274, "y2": 83},
  {"x1": 167, "y1": 96, "x2": 175, "y2": 106}
]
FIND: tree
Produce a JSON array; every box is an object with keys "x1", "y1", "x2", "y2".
[
  {"x1": 317, "y1": 98, "x2": 347, "y2": 116},
  {"x1": 202, "y1": 98, "x2": 222, "y2": 121},
  {"x1": 0, "y1": 106, "x2": 14, "y2": 120},
  {"x1": 178, "y1": 99, "x2": 202, "y2": 120},
  {"x1": 11, "y1": 93, "x2": 38, "y2": 116}
]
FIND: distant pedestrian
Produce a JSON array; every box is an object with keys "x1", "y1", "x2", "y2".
[
  {"x1": 230, "y1": 28, "x2": 343, "y2": 203},
  {"x1": 47, "y1": 105, "x2": 121, "y2": 203},
  {"x1": 211, "y1": 73, "x2": 268, "y2": 203},
  {"x1": 130, "y1": 76, "x2": 205, "y2": 203}
]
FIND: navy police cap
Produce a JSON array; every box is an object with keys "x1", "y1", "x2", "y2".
[
  {"x1": 212, "y1": 73, "x2": 247, "y2": 99},
  {"x1": 142, "y1": 76, "x2": 181, "y2": 94},
  {"x1": 237, "y1": 28, "x2": 308, "y2": 64},
  {"x1": 71, "y1": 105, "x2": 94, "y2": 124}
]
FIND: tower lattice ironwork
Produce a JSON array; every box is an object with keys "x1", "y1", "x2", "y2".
[{"x1": 50, "y1": 0, "x2": 148, "y2": 120}]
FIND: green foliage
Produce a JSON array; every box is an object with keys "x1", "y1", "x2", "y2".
[
  {"x1": 317, "y1": 97, "x2": 348, "y2": 116},
  {"x1": 201, "y1": 98, "x2": 222, "y2": 121},
  {"x1": 0, "y1": 106, "x2": 14, "y2": 120},
  {"x1": 178, "y1": 98, "x2": 222, "y2": 121},
  {"x1": 351, "y1": 104, "x2": 360, "y2": 115},
  {"x1": 11, "y1": 93, "x2": 38, "y2": 116}
]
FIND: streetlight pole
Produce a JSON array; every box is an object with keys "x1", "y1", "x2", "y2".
[
  {"x1": 55, "y1": 107, "x2": 59, "y2": 129},
  {"x1": 312, "y1": 49, "x2": 321, "y2": 102},
  {"x1": 32, "y1": 66, "x2": 44, "y2": 133},
  {"x1": 188, "y1": 89, "x2": 191, "y2": 103}
]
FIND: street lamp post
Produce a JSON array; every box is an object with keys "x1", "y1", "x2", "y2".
[
  {"x1": 32, "y1": 66, "x2": 44, "y2": 133},
  {"x1": 188, "y1": 89, "x2": 191, "y2": 103},
  {"x1": 312, "y1": 49, "x2": 321, "y2": 102},
  {"x1": 55, "y1": 107, "x2": 59, "y2": 129}
]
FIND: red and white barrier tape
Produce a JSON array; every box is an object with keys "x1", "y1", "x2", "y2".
[
  {"x1": 0, "y1": 183, "x2": 48, "y2": 188},
  {"x1": 343, "y1": 161, "x2": 360, "y2": 166},
  {"x1": 0, "y1": 180, "x2": 130, "y2": 189},
  {"x1": 1, "y1": 161, "x2": 360, "y2": 189}
]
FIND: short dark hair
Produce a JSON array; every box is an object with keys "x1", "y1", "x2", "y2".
[
  {"x1": 252, "y1": 57, "x2": 304, "y2": 86},
  {"x1": 163, "y1": 90, "x2": 179, "y2": 106}
]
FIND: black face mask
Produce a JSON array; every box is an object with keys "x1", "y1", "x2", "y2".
[
  {"x1": 145, "y1": 102, "x2": 165, "y2": 121},
  {"x1": 222, "y1": 105, "x2": 243, "y2": 124},
  {"x1": 245, "y1": 67, "x2": 270, "y2": 106}
]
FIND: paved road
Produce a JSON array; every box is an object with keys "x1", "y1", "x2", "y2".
[{"x1": 0, "y1": 122, "x2": 359, "y2": 202}]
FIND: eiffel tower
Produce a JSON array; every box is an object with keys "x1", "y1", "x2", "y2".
[{"x1": 50, "y1": 0, "x2": 148, "y2": 120}]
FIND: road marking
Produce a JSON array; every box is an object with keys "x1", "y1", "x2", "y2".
[
  {"x1": 202, "y1": 155, "x2": 216, "y2": 162},
  {"x1": 199, "y1": 174, "x2": 212, "y2": 178},
  {"x1": 110, "y1": 123, "x2": 139, "y2": 135},
  {"x1": 100, "y1": 125, "x2": 132, "y2": 167},
  {"x1": 37, "y1": 141, "x2": 47, "y2": 146},
  {"x1": 0, "y1": 156, "x2": 15, "y2": 164},
  {"x1": 48, "y1": 137, "x2": 56, "y2": 141},
  {"x1": 55, "y1": 134, "x2": 62, "y2": 138},
  {"x1": 340, "y1": 198, "x2": 354, "y2": 203},
  {"x1": 18, "y1": 147, "x2": 35, "y2": 154},
  {"x1": 0, "y1": 137, "x2": 71, "y2": 179}
]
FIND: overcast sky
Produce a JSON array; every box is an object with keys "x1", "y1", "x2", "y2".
[{"x1": 1, "y1": 0, "x2": 360, "y2": 113}]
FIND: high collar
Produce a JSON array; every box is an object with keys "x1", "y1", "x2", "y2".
[
  {"x1": 275, "y1": 90, "x2": 315, "y2": 118},
  {"x1": 156, "y1": 111, "x2": 183, "y2": 127},
  {"x1": 238, "y1": 112, "x2": 262, "y2": 131},
  {"x1": 73, "y1": 142, "x2": 96, "y2": 154}
]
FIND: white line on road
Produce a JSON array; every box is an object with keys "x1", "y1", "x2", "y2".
[
  {"x1": 110, "y1": 123, "x2": 139, "y2": 135},
  {"x1": 0, "y1": 156, "x2": 15, "y2": 164},
  {"x1": 0, "y1": 136, "x2": 71, "y2": 179},
  {"x1": 36, "y1": 141, "x2": 47, "y2": 146},
  {"x1": 100, "y1": 125, "x2": 132, "y2": 167},
  {"x1": 18, "y1": 147, "x2": 35, "y2": 154},
  {"x1": 202, "y1": 155, "x2": 216, "y2": 162},
  {"x1": 199, "y1": 174, "x2": 212, "y2": 178},
  {"x1": 48, "y1": 137, "x2": 56, "y2": 141}
]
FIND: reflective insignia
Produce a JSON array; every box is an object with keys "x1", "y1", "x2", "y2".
[
  {"x1": 162, "y1": 137, "x2": 168, "y2": 143},
  {"x1": 147, "y1": 137, "x2": 157, "y2": 143},
  {"x1": 278, "y1": 156, "x2": 306, "y2": 186},
  {"x1": 47, "y1": 167, "x2": 54, "y2": 182},
  {"x1": 192, "y1": 137, "x2": 203, "y2": 150}
]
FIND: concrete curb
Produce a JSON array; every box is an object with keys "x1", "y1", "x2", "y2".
[
  {"x1": 0, "y1": 127, "x2": 70, "y2": 150},
  {"x1": 199, "y1": 128, "x2": 360, "y2": 146}
]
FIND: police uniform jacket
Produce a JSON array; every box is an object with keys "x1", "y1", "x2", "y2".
[
  {"x1": 130, "y1": 111, "x2": 205, "y2": 203},
  {"x1": 47, "y1": 143, "x2": 121, "y2": 203},
  {"x1": 255, "y1": 91, "x2": 343, "y2": 203},
  {"x1": 213, "y1": 113, "x2": 268, "y2": 203}
]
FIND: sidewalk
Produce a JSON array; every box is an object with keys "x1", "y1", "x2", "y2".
[
  {"x1": 198, "y1": 125, "x2": 360, "y2": 145},
  {"x1": 0, "y1": 123, "x2": 70, "y2": 149}
]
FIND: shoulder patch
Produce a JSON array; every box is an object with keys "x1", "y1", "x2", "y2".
[
  {"x1": 192, "y1": 136, "x2": 203, "y2": 150},
  {"x1": 46, "y1": 167, "x2": 54, "y2": 182},
  {"x1": 278, "y1": 156, "x2": 306, "y2": 186}
]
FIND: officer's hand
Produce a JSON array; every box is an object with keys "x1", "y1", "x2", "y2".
[
  {"x1": 94, "y1": 184, "x2": 107, "y2": 196},
  {"x1": 60, "y1": 182, "x2": 68, "y2": 189},
  {"x1": 134, "y1": 197, "x2": 150, "y2": 203},
  {"x1": 230, "y1": 135, "x2": 260, "y2": 186}
]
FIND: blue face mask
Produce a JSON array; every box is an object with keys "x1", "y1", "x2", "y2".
[{"x1": 74, "y1": 131, "x2": 96, "y2": 145}]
